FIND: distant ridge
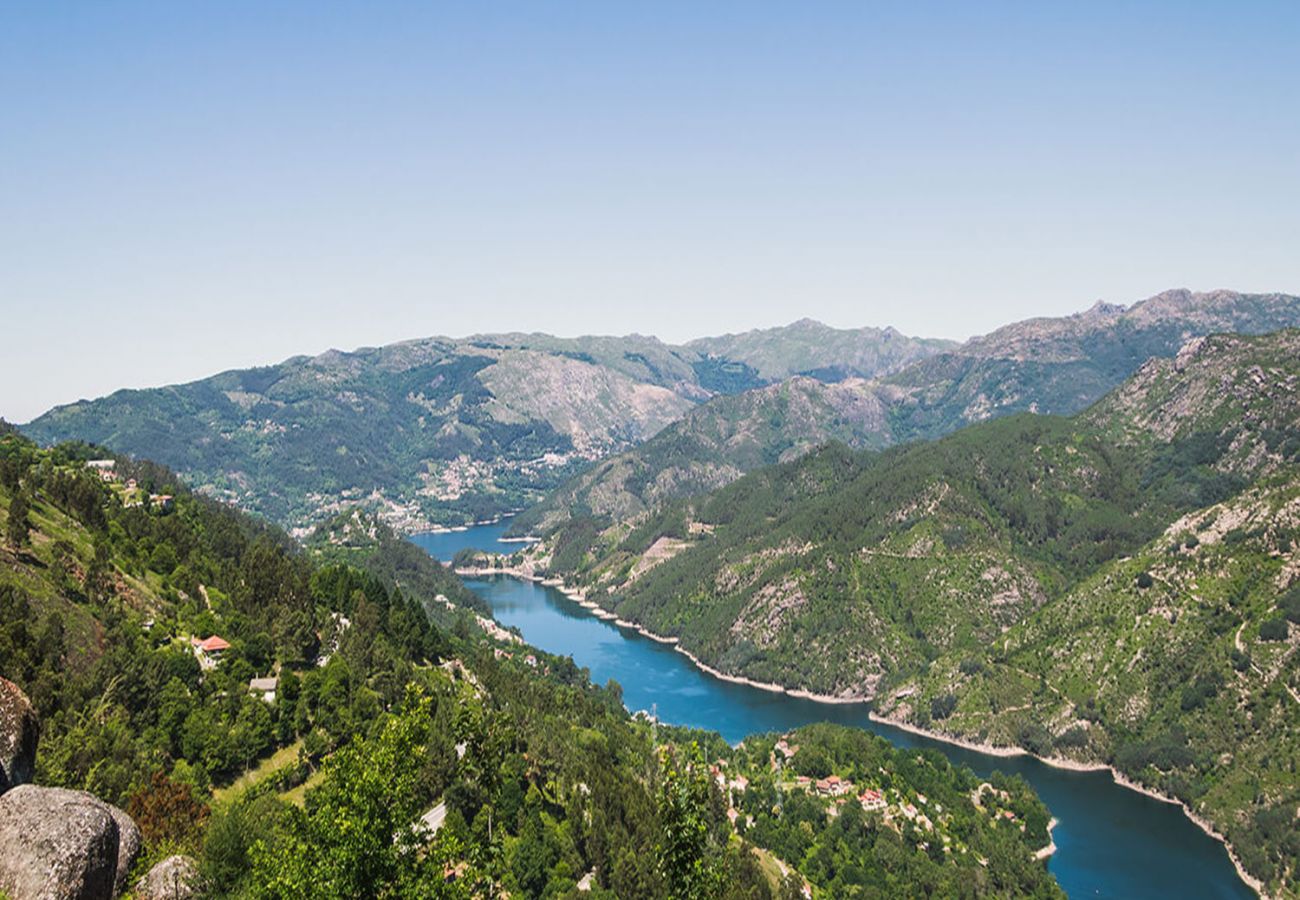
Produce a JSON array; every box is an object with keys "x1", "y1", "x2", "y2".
[
  {"x1": 22, "y1": 320, "x2": 945, "y2": 531},
  {"x1": 512, "y1": 289, "x2": 1300, "y2": 538}
]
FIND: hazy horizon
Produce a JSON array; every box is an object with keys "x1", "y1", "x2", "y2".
[
  {"x1": 9, "y1": 285, "x2": 1289, "y2": 423},
  {"x1": 5, "y1": 3, "x2": 1299, "y2": 421}
]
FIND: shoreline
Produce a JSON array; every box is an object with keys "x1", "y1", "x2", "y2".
[
  {"x1": 1035, "y1": 817, "x2": 1059, "y2": 862},
  {"x1": 548, "y1": 573, "x2": 869, "y2": 703},
  {"x1": 866, "y1": 711, "x2": 1268, "y2": 898},
  {"x1": 460, "y1": 564, "x2": 875, "y2": 703},
  {"x1": 671, "y1": 644, "x2": 868, "y2": 704},
  {"x1": 456, "y1": 563, "x2": 1268, "y2": 898},
  {"x1": 420, "y1": 514, "x2": 518, "y2": 535}
]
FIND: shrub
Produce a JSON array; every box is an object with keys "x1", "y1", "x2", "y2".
[
  {"x1": 958, "y1": 658, "x2": 985, "y2": 676},
  {"x1": 127, "y1": 770, "x2": 210, "y2": 851},
  {"x1": 1180, "y1": 672, "x2": 1223, "y2": 711},
  {"x1": 1015, "y1": 720, "x2": 1053, "y2": 757},
  {"x1": 1135, "y1": 571, "x2": 1154, "y2": 590},
  {"x1": 930, "y1": 693, "x2": 958, "y2": 721},
  {"x1": 1054, "y1": 726, "x2": 1090, "y2": 750},
  {"x1": 1258, "y1": 617, "x2": 1289, "y2": 641},
  {"x1": 1280, "y1": 585, "x2": 1300, "y2": 623}
]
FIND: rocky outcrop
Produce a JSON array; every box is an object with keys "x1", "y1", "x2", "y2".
[
  {"x1": 0, "y1": 785, "x2": 120, "y2": 900},
  {"x1": 0, "y1": 676, "x2": 39, "y2": 793},
  {"x1": 106, "y1": 803, "x2": 142, "y2": 895},
  {"x1": 133, "y1": 855, "x2": 201, "y2": 900}
]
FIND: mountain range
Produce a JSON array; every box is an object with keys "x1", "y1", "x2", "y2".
[
  {"x1": 8, "y1": 287, "x2": 1300, "y2": 895},
  {"x1": 25, "y1": 290, "x2": 1300, "y2": 541},
  {"x1": 513, "y1": 289, "x2": 1300, "y2": 538},
  {"x1": 21, "y1": 323, "x2": 948, "y2": 534}
]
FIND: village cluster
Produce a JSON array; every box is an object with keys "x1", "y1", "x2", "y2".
[
  {"x1": 87, "y1": 459, "x2": 173, "y2": 510},
  {"x1": 700, "y1": 735, "x2": 1037, "y2": 865}
]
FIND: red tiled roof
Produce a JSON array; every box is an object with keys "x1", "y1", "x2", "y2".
[{"x1": 197, "y1": 636, "x2": 230, "y2": 652}]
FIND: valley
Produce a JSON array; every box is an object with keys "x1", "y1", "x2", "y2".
[
  {"x1": 7, "y1": 290, "x2": 1300, "y2": 897},
  {"x1": 480, "y1": 327, "x2": 1300, "y2": 896},
  {"x1": 416, "y1": 522, "x2": 1255, "y2": 898}
]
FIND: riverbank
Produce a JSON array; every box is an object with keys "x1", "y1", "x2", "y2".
[
  {"x1": 475, "y1": 566, "x2": 1268, "y2": 896},
  {"x1": 479, "y1": 565, "x2": 878, "y2": 704},
  {"x1": 421, "y1": 512, "x2": 528, "y2": 535},
  {"x1": 605, "y1": 579, "x2": 1268, "y2": 895},
  {"x1": 671, "y1": 644, "x2": 869, "y2": 704},
  {"x1": 866, "y1": 710, "x2": 1268, "y2": 898},
  {"x1": 1035, "y1": 818, "x2": 1059, "y2": 861},
  {"x1": 423, "y1": 526, "x2": 1263, "y2": 898}
]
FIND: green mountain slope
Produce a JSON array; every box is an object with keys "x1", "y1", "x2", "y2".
[
  {"x1": 23, "y1": 326, "x2": 945, "y2": 534},
  {"x1": 0, "y1": 431, "x2": 456, "y2": 810},
  {"x1": 504, "y1": 328, "x2": 1300, "y2": 895},
  {"x1": 306, "y1": 507, "x2": 490, "y2": 620},
  {"x1": 532, "y1": 414, "x2": 1207, "y2": 697},
  {"x1": 512, "y1": 289, "x2": 1300, "y2": 547},
  {"x1": 0, "y1": 430, "x2": 1063, "y2": 898},
  {"x1": 878, "y1": 473, "x2": 1300, "y2": 895},
  {"x1": 525, "y1": 329, "x2": 1300, "y2": 696}
]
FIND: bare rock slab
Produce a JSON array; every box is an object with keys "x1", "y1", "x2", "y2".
[
  {"x1": 134, "y1": 855, "x2": 201, "y2": 900},
  {"x1": 0, "y1": 785, "x2": 120, "y2": 900}
]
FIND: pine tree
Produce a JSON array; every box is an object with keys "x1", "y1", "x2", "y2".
[
  {"x1": 657, "y1": 742, "x2": 724, "y2": 900},
  {"x1": 6, "y1": 489, "x2": 30, "y2": 548}
]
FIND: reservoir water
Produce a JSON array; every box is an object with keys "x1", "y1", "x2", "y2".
[{"x1": 412, "y1": 522, "x2": 1254, "y2": 899}]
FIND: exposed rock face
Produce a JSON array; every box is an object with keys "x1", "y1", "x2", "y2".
[
  {"x1": 0, "y1": 785, "x2": 120, "y2": 900},
  {"x1": 106, "y1": 803, "x2": 142, "y2": 895},
  {"x1": 133, "y1": 855, "x2": 202, "y2": 900},
  {"x1": 0, "y1": 676, "x2": 39, "y2": 794}
]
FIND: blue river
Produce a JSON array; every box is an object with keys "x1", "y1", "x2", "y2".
[{"x1": 412, "y1": 522, "x2": 1254, "y2": 899}]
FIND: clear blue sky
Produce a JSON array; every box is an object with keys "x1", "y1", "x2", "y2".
[{"x1": 3, "y1": 2, "x2": 1297, "y2": 422}]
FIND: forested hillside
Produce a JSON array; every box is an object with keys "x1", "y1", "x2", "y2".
[
  {"x1": 0, "y1": 430, "x2": 1062, "y2": 898},
  {"x1": 880, "y1": 473, "x2": 1300, "y2": 895},
  {"x1": 306, "y1": 507, "x2": 491, "y2": 620},
  {"x1": 0, "y1": 431, "x2": 454, "y2": 810}
]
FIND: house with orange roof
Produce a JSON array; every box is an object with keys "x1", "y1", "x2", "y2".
[
  {"x1": 191, "y1": 635, "x2": 230, "y2": 670},
  {"x1": 860, "y1": 788, "x2": 886, "y2": 811}
]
